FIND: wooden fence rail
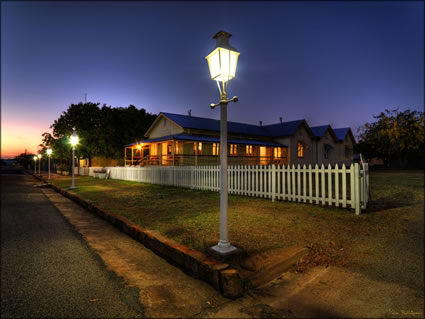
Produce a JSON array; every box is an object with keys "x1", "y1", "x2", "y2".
[{"x1": 87, "y1": 164, "x2": 369, "y2": 214}]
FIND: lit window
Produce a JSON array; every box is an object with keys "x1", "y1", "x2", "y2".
[
  {"x1": 167, "y1": 144, "x2": 172, "y2": 155},
  {"x1": 213, "y1": 143, "x2": 220, "y2": 156},
  {"x1": 274, "y1": 147, "x2": 282, "y2": 158},
  {"x1": 230, "y1": 144, "x2": 237, "y2": 156},
  {"x1": 246, "y1": 145, "x2": 253, "y2": 156},
  {"x1": 193, "y1": 142, "x2": 202, "y2": 155},
  {"x1": 175, "y1": 142, "x2": 179, "y2": 154},
  {"x1": 297, "y1": 142, "x2": 304, "y2": 158}
]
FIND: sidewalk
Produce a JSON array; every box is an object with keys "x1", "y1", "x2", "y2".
[{"x1": 35, "y1": 172, "x2": 424, "y2": 318}]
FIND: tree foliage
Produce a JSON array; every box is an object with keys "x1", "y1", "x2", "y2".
[
  {"x1": 357, "y1": 109, "x2": 424, "y2": 168},
  {"x1": 41, "y1": 103, "x2": 157, "y2": 164}
]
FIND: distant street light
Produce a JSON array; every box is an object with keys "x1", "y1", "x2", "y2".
[
  {"x1": 69, "y1": 128, "x2": 79, "y2": 190},
  {"x1": 33, "y1": 156, "x2": 37, "y2": 175},
  {"x1": 46, "y1": 148, "x2": 52, "y2": 180},
  {"x1": 206, "y1": 31, "x2": 240, "y2": 257},
  {"x1": 37, "y1": 154, "x2": 41, "y2": 176}
]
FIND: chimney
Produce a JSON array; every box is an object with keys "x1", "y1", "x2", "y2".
[
  {"x1": 280, "y1": 117, "x2": 283, "y2": 123},
  {"x1": 259, "y1": 121, "x2": 262, "y2": 127},
  {"x1": 188, "y1": 109, "x2": 192, "y2": 116}
]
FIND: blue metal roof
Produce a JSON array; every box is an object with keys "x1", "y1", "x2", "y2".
[
  {"x1": 161, "y1": 112, "x2": 307, "y2": 137},
  {"x1": 161, "y1": 112, "x2": 268, "y2": 136},
  {"x1": 310, "y1": 125, "x2": 330, "y2": 138},
  {"x1": 333, "y1": 128, "x2": 350, "y2": 141},
  {"x1": 263, "y1": 119, "x2": 305, "y2": 137},
  {"x1": 125, "y1": 133, "x2": 285, "y2": 147}
]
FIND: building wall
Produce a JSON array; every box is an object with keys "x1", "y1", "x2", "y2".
[
  {"x1": 312, "y1": 129, "x2": 339, "y2": 166},
  {"x1": 275, "y1": 125, "x2": 313, "y2": 166},
  {"x1": 337, "y1": 135, "x2": 354, "y2": 166},
  {"x1": 91, "y1": 156, "x2": 120, "y2": 167},
  {"x1": 148, "y1": 117, "x2": 184, "y2": 138}
]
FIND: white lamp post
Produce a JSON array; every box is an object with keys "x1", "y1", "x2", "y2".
[
  {"x1": 37, "y1": 154, "x2": 41, "y2": 176},
  {"x1": 69, "y1": 128, "x2": 79, "y2": 190},
  {"x1": 206, "y1": 31, "x2": 240, "y2": 257},
  {"x1": 33, "y1": 156, "x2": 37, "y2": 175},
  {"x1": 47, "y1": 148, "x2": 52, "y2": 180}
]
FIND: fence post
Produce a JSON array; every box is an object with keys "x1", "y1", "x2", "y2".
[
  {"x1": 271, "y1": 165, "x2": 276, "y2": 202},
  {"x1": 354, "y1": 163, "x2": 361, "y2": 215}
]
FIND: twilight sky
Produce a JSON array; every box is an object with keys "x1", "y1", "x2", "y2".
[{"x1": 1, "y1": 1, "x2": 424, "y2": 158}]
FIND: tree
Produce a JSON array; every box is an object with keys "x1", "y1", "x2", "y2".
[
  {"x1": 357, "y1": 109, "x2": 424, "y2": 168},
  {"x1": 49, "y1": 102, "x2": 157, "y2": 165},
  {"x1": 15, "y1": 152, "x2": 36, "y2": 169}
]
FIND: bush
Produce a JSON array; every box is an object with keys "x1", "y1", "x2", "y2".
[{"x1": 57, "y1": 163, "x2": 70, "y2": 172}]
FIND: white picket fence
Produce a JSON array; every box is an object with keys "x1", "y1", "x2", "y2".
[{"x1": 92, "y1": 164, "x2": 369, "y2": 214}]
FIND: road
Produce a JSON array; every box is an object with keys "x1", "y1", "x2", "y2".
[{"x1": 1, "y1": 167, "x2": 144, "y2": 318}]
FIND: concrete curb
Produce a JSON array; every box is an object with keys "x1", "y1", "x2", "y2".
[{"x1": 32, "y1": 173, "x2": 244, "y2": 298}]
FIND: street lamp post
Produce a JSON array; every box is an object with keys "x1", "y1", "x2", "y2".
[
  {"x1": 206, "y1": 31, "x2": 240, "y2": 257},
  {"x1": 37, "y1": 154, "x2": 41, "y2": 176},
  {"x1": 47, "y1": 148, "x2": 52, "y2": 180},
  {"x1": 69, "y1": 128, "x2": 79, "y2": 190},
  {"x1": 33, "y1": 156, "x2": 37, "y2": 175}
]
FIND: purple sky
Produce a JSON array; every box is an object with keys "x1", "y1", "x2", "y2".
[{"x1": 2, "y1": 1, "x2": 424, "y2": 158}]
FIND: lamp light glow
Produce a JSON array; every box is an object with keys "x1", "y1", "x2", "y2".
[
  {"x1": 33, "y1": 156, "x2": 37, "y2": 161},
  {"x1": 37, "y1": 154, "x2": 41, "y2": 159},
  {"x1": 70, "y1": 134, "x2": 79, "y2": 147},
  {"x1": 47, "y1": 148, "x2": 52, "y2": 156},
  {"x1": 206, "y1": 31, "x2": 240, "y2": 83}
]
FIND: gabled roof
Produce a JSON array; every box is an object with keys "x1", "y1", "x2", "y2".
[
  {"x1": 333, "y1": 127, "x2": 356, "y2": 143},
  {"x1": 310, "y1": 125, "x2": 338, "y2": 141},
  {"x1": 263, "y1": 119, "x2": 314, "y2": 137},
  {"x1": 142, "y1": 111, "x2": 333, "y2": 142},
  {"x1": 125, "y1": 133, "x2": 285, "y2": 147},
  {"x1": 310, "y1": 125, "x2": 330, "y2": 138}
]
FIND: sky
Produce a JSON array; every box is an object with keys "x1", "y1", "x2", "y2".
[{"x1": 1, "y1": 1, "x2": 424, "y2": 158}]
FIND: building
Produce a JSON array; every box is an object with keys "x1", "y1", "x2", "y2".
[{"x1": 124, "y1": 112, "x2": 355, "y2": 167}]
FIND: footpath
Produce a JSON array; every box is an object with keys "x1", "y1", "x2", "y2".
[{"x1": 34, "y1": 171, "x2": 424, "y2": 318}]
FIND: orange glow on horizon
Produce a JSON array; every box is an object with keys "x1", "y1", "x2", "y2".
[{"x1": 1, "y1": 121, "x2": 52, "y2": 158}]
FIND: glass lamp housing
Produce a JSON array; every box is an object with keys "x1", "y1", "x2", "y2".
[
  {"x1": 206, "y1": 31, "x2": 240, "y2": 82},
  {"x1": 70, "y1": 130, "x2": 79, "y2": 147},
  {"x1": 47, "y1": 148, "x2": 52, "y2": 155}
]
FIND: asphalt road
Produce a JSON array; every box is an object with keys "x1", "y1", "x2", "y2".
[{"x1": 1, "y1": 167, "x2": 144, "y2": 318}]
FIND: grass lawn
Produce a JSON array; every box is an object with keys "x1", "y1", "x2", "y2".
[{"x1": 52, "y1": 170, "x2": 424, "y2": 272}]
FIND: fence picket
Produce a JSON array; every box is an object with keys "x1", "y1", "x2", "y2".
[{"x1": 104, "y1": 162, "x2": 368, "y2": 214}]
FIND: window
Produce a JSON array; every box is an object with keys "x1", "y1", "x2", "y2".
[
  {"x1": 175, "y1": 142, "x2": 179, "y2": 154},
  {"x1": 167, "y1": 143, "x2": 172, "y2": 155},
  {"x1": 246, "y1": 145, "x2": 253, "y2": 156},
  {"x1": 274, "y1": 147, "x2": 282, "y2": 158},
  {"x1": 230, "y1": 144, "x2": 237, "y2": 156},
  {"x1": 163, "y1": 119, "x2": 167, "y2": 127},
  {"x1": 297, "y1": 142, "x2": 304, "y2": 158},
  {"x1": 212, "y1": 143, "x2": 220, "y2": 156},
  {"x1": 193, "y1": 142, "x2": 202, "y2": 155},
  {"x1": 345, "y1": 146, "x2": 352, "y2": 159},
  {"x1": 324, "y1": 144, "x2": 332, "y2": 159}
]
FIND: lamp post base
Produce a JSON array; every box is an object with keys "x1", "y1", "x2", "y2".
[
  {"x1": 69, "y1": 186, "x2": 76, "y2": 190},
  {"x1": 208, "y1": 243, "x2": 243, "y2": 263}
]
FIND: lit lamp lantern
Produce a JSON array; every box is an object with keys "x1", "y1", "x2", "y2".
[
  {"x1": 46, "y1": 148, "x2": 52, "y2": 180},
  {"x1": 69, "y1": 128, "x2": 79, "y2": 190},
  {"x1": 206, "y1": 31, "x2": 240, "y2": 258},
  {"x1": 33, "y1": 156, "x2": 37, "y2": 174},
  {"x1": 205, "y1": 31, "x2": 240, "y2": 101}
]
